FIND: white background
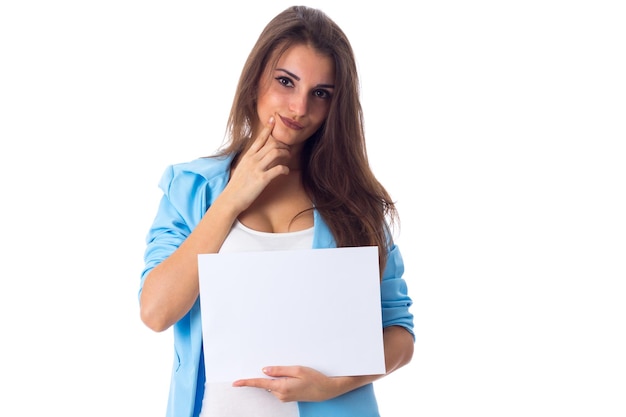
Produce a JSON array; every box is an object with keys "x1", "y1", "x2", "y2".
[{"x1": 1, "y1": 1, "x2": 624, "y2": 416}]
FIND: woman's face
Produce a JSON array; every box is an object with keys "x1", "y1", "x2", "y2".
[{"x1": 255, "y1": 43, "x2": 335, "y2": 152}]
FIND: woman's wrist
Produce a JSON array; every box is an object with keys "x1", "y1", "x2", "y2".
[{"x1": 327, "y1": 373, "x2": 381, "y2": 399}]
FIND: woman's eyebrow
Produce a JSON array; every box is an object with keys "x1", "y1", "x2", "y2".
[
  {"x1": 275, "y1": 68, "x2": 335, "y2": 89},
  {"x1": 276, "y1": 68, "x2": 300, "y2": 81}
]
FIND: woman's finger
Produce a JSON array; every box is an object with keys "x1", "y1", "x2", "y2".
[{"x1": 247, "y1": 116, "x2": 276, "y2": 153}]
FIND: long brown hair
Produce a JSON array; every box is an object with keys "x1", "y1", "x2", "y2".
[{"x1": 216, "y1": 6, "x2": 399, "y2": 273}]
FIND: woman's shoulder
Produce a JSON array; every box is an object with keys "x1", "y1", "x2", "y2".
[
  {"x1": 168, "y1": 154, "x2": 234, "y2": 180},
  {"x1": 158, "y1": 154, "x2": 234, "y2": 196}
]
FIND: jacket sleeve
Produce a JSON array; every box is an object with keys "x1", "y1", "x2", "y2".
[
  {"x1": 138, "y1": 164, "x2": 210, "y2": 300},
  {"x1": 380, "y1": 243, "x2": 415, "y2": 340}
]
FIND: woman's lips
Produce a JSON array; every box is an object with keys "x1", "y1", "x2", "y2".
[{"x1": 279, "y1": 115, "x2": 304, "y2": 130}]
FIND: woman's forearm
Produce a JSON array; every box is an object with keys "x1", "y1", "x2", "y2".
[
  {"x1": 329, "y1": 325, "x2": 414, "y2": 397},
  {"x1": 139, "y1": 195, "x2": 239, "y2": 332}
]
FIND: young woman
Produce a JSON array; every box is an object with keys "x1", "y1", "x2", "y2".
[{"x1": 139, "y1": 5, "x2": 414, "y2": 417}]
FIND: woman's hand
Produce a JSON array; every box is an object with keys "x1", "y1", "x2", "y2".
[
  {"x1": 218, "y1": 115, "x2": 291, "y2": 214},
  {"x1": 232, "y1": 366, "x2": 343, "y2": 402},
  {"x1": 231, "y1": 327, "x2": 413, "y2": 402}
]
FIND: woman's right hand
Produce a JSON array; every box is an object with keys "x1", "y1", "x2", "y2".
[{"x1": 219, "y1": 115, "x2": 292, "y2": 214}]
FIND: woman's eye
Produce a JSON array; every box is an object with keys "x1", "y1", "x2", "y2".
[
  {"x1": 314, "y1": 89, "x2": 331, "y2": 99},
  {"x1": 275, "y1": 76, "x2": 293, "y2": 87}
]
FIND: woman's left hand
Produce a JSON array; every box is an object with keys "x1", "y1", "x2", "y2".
[
  {"x1": 232, "y1": 327, "x2": 414, "y2": 402},
  {"x1": 232, "y1": 366, "x2": 340, "y2": 402}
]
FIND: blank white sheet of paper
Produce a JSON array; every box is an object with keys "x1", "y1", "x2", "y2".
[{"x1": 198, "y1": 246, "x2": 385, "y2": 383}]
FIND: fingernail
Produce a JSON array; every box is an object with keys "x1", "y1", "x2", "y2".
[
  {"x1": 269, "y1": 116, "x2": 274, "y2": 124},
  {"x1": 262, "y1": 367, "x2": 269, "y2": 374}
]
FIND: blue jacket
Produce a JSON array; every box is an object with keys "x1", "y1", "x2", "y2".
[{"x1": 140, "y1": 155, "x2": 414, "y2": 417}]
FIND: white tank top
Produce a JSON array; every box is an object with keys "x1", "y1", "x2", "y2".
[{"x1": 199, "y1": 220, "x2": 314, "y2": 417}]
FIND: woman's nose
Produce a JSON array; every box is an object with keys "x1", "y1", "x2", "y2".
[{"x1": 289, "y1": 93, "x2": 308, "y2": 116}]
